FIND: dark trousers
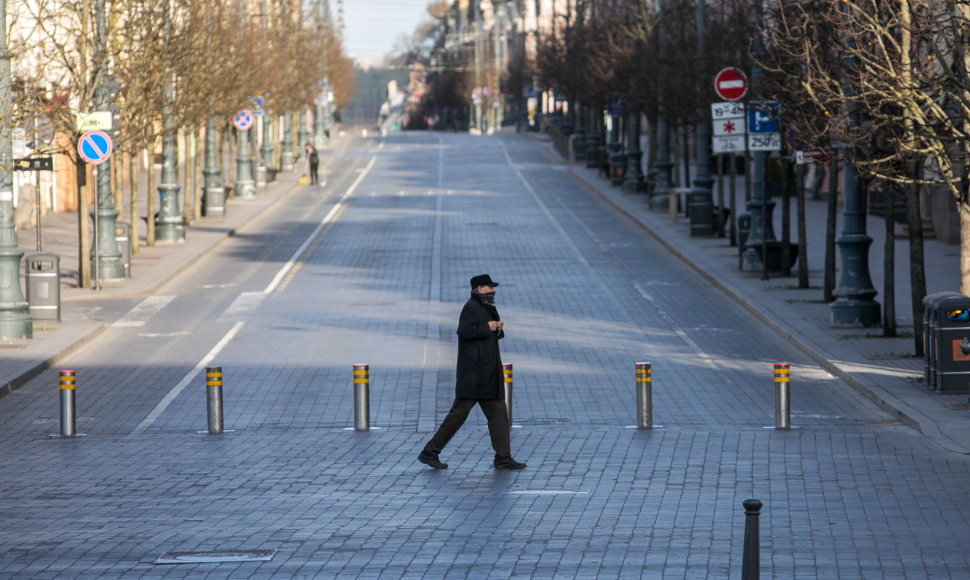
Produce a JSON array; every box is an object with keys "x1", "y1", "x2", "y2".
[
  {"x1": 309, "y1": 162, "x2": 319, "y2": 184},
  {"x1": 425, "y1": 399, "x2": 511, "y2": 459}
]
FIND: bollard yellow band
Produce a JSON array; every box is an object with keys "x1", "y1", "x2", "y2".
[
  {"x1": 205, "y1": 367, "x2": 223, "y2": 387},
  {"x1": 59, "y1": 370, "x2": 76, "y2": 390},
  {"x1": 353, "y1": 364, "x2": 369, "y2": 383},
  {"x1": 774, "y1": 363, "x2": 790, "y2": 383},
  {"x1": 503, "y1": 364, "x2": 513, "y2": 383},
  {"x1": 635, "y1": 363, "x2": 652, "y2": 383}
]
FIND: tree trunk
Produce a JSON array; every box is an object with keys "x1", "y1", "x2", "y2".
[
  {"x1": 796, "y1": 162, "x2": 809, "y2": 288},
  {"x1": 883, "y1": 183, "x2": 896, "y2": 337},
  {"x1": 824, "y1": 159, "x2": 839, "y2": 303},
  {"x1": 908, "y1": 163, "x2": 926, "y2": 356}
]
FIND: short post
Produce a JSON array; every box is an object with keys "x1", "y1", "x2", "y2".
[
  {"x1": 741, "y1": 498, "x2": 763, "y2": 580},
  {"x1": 503, "y1": 363, "x2": 513, "y2": 426},
  {"x1": 205, "y1": 366, "x2": 223, "y2": 434},
  {"x1": 636, "y1": 362, "x2": 652, "y2": 429},
  {"x1": 353, "y1": 364, "x2": 370, "y2": 431},
  {"x1": 773, "y1": 363, "x2": 791, "y2": 430},
  {"x1": 59, "y1": 370, "x2": 76, "y2": 437}
]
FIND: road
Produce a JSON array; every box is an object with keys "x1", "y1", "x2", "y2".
[{"x1": 1, "y1": 131, "x2": 968, "y2": 578}]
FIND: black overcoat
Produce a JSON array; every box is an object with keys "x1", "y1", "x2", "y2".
[{"x1": 455, "y1": 293, "x2": 504, "y2": 400}]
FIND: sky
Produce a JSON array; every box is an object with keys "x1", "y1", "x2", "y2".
[{"x1": 340, "y1": 0, "x2": 434, "y2": 65}]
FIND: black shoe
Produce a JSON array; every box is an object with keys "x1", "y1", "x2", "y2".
[
  {"x1": 418, "y1": 450, "x2": 448, "y2": 469},
  {"x1": 493, "y1": 457, "x2": 527, "y2": 470}
]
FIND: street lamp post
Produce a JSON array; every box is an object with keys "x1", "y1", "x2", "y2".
[
  {"x1": 202, "y1": 5, "x2": 225, "y2": 216},
  {"x1": 155, "y1": 0, "x2": 185, "y2": 242},
  {"x1": 741, "y1": 0, "x2": 776, "y2": 271},
  {"x1": 297, "y1": 110, "x2": 308, "y2": 158},
  {"x1": 0, "y1": 0, "x2": 31, "y2": 338},
  {"x1": 281, "y1": 112, "x2": 294, "y2": 171},
  {"x1": 91, "y1": 0, "x2": 127, "y2": 275},
  {"x1": 624, "y1": 111, "x2": 644, "y2": 192},
  {"x1": 830, "y1": 3, "x2": 879, "y2": 327},
  {"x1": 688, "y1": 0, "x2": 714, "y2": 235},
  {"x1": 651, "y1": 0, "x2": 674, "y2": 209}
]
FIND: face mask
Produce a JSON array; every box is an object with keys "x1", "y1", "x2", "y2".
[{"x1": 479, "y1": 291, "x2": 496, "y2": 306}]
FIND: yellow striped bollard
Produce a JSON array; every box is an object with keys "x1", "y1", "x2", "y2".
[
  {"x1": 636, "y1": 362, "x2": 653, "y2": 429},
  {"x1": 59, "y1": 370, "x2": 76, "y2": 437},
  {"x1": 205, "y1": 366, "x2": 224, "y2": 434},
  {"x1": 503, "y1": 363, "x2": 513, "y2": 426},
  {"x1": 353, "y1": 364, "x2": 370, "y2": 431},
  {"x1": 773, "y1": 363, "x2": 791, "y2": 430}
]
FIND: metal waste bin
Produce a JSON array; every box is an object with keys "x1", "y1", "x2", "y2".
[
  {"x1": 25, "y1": 252, "x2": 60, "y2": 321},
  {"x1": 922, "y1": 291, "x2": 963, "y2": 387},
  {"x1": 932, "y1": 295, "x2": 970, "y2": 392},
  {"x1": 203, "y1": 178, "x2": 226, "y2": 217},
  {"x1": 115, "y1": 221, "x2": 131, "y2": 279}
]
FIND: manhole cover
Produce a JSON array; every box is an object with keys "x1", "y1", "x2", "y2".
[{"x1": 155, "y1": 550, "x2": 276, "y2": 564}]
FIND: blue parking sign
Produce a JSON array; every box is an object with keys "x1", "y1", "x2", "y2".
[{"x1": 748, "y1": 101, "x2": 781, "y2": 133}]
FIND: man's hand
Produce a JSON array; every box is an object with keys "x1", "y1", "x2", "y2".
[{"x1": 488, "y1": 321, "x2": 504, "y2": 332}]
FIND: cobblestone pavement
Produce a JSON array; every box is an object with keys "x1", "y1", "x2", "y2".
[{"x1": 0, "y1": 131, "x2": 968, "y2": 578}]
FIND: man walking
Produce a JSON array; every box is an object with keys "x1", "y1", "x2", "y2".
[
  {"x1": 305, "y1": 144, "x2": 320, "y2": 185},
  {"x1": 418, "y1": 274, "x2": 527, "y2": 470}
]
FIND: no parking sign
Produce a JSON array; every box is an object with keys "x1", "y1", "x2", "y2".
[
  {"x1": 77, "y1": 130, "x2": 112, "y2": 165},
  {"x1": 234, "y1": 110, "x2": 254, "y2": 130}
]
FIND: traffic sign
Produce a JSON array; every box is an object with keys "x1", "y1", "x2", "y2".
[
  {"x1": 714, "y1": 67, "x2": 748, "y2": 101},
  {"x1": 233, "y1": 110, "x2": 253, "y2": 130},
  {"x1": 748, "y1": 101, "x2": 781, "y2": 133},
  {"x1": 747, "y1": 100, "x2": 781, "y2": 151},
  {"x1": 711, "y1": 102, "x2": 746, "y2": 155},
  {"x1": 76, "y1": 111, "x2": 113, "y2": 132},
  {"x1": 77, "y1": 130, "x2": 112, "y2": 165},
  {"x1": 14, "y1": 157, "x2": 53, "y2": 171}
]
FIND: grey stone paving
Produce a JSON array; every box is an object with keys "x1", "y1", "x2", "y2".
[{"x1": 0, "y1": 131, "x2": 969, "y2": 578}]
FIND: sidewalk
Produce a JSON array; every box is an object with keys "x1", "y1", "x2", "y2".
[
  {"x1": 0, "y1": 159, "x2": 305, "y2": 397},
  {"x1": 526, "y1": 129, "x2": 970, "y2": 455}
]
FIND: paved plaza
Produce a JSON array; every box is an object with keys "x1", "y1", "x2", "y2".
[{"x1": 0, "y1": 131, "x2": 968, "y2": 578}]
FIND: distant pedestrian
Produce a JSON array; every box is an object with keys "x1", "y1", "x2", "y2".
[
  {"x1": 305, "y1": 144, "x2": 319, "y2": 185},
  {"x1": 419, "y1": 274, "x2": 527, "y2": 470}
]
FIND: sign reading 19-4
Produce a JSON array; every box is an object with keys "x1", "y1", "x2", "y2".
[{"x1": 77, "y1": 130, "x2": 113, "y2": 165}]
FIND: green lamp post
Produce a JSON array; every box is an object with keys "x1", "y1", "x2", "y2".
[
  {"x1": 624, "y1": 111, "x2": 644, "y2": 192},
  {"x1": 234, "y1": 122, "x2": 256, "y2": 199},
  {"x1": 688, "y1": 0, "x2": 714, "y2": 236},
  {"x1": 297, "y1": 109, "x2": 308, "y2": 158},
  {"x1": 201, "y1": 4, "x2": 225, "y2": 216},
  {"x1": 281, "y1": 112, "x2": 294, "y2": 171},
  {"x1": 91, "y1": 0, "x2": 126, "y2": 276},
  {"x1": 651, "y1": 0, "x2": 674, "y2": 209},
  {"x1": 0, "y1": 0, "x2": 31, "y2": 338},
  {"x1": 830, "y1": 3, "x2": 879, "y2": 327},
  {"x1": 154, "y1": 0, "x2": 185, "y2": 242}
]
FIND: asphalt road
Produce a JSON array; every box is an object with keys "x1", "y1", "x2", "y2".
[{"x1": 0, "y1": 131, "x2": 968, "y2": 578}]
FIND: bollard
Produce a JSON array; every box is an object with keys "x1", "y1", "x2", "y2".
[
  {"x1": 59, "y1": 370, "x2": 76, "y2": 437},
  {"x1": 774, "y1": 363, "x2": 791, "y2": 430},
  {"x1": 503, "y1": 363, "x2": 513, "y2": 426},
  {"x1": 636, "y1": 362, "x2": 653, "y2": 429},
  {"x1": 353, "y1": 364, "x2": 370, "y2": 431},
  {"x1": 741, "y1": 498, "x2": 763, "y2": 580},
  {"x1": 205, "y1": 366, "x2": 224, "y2": 434}
]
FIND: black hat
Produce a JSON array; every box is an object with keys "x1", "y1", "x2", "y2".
[{"x1": 470, "y1": 274, "x2": 499, "y2": 289}]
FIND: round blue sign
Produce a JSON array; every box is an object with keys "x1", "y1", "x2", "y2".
[{"x1": 77, "y1": 130, "x2": 112, "y2": 165}]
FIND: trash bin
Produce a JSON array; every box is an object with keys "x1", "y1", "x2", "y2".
[
  {"x1": 115, "y1": 221, "x2": 131, "y2": 279},
  {"x1": 932, "y1": 294, "x2": 970, "y2": 392},
  {"x1": 25, "y1": 253, "x2": 60, "y2": 321},
  {"x1": 922, "y1": 291, "x2": 963, "y2": 387}
]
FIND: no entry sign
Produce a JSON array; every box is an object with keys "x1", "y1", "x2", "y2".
[
  {"x1": 714, "y1": 67, "x2": 748, "y2": 101},
  {"x1": 77, "y1": 130, "x2": 112, "y2": 165}
]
